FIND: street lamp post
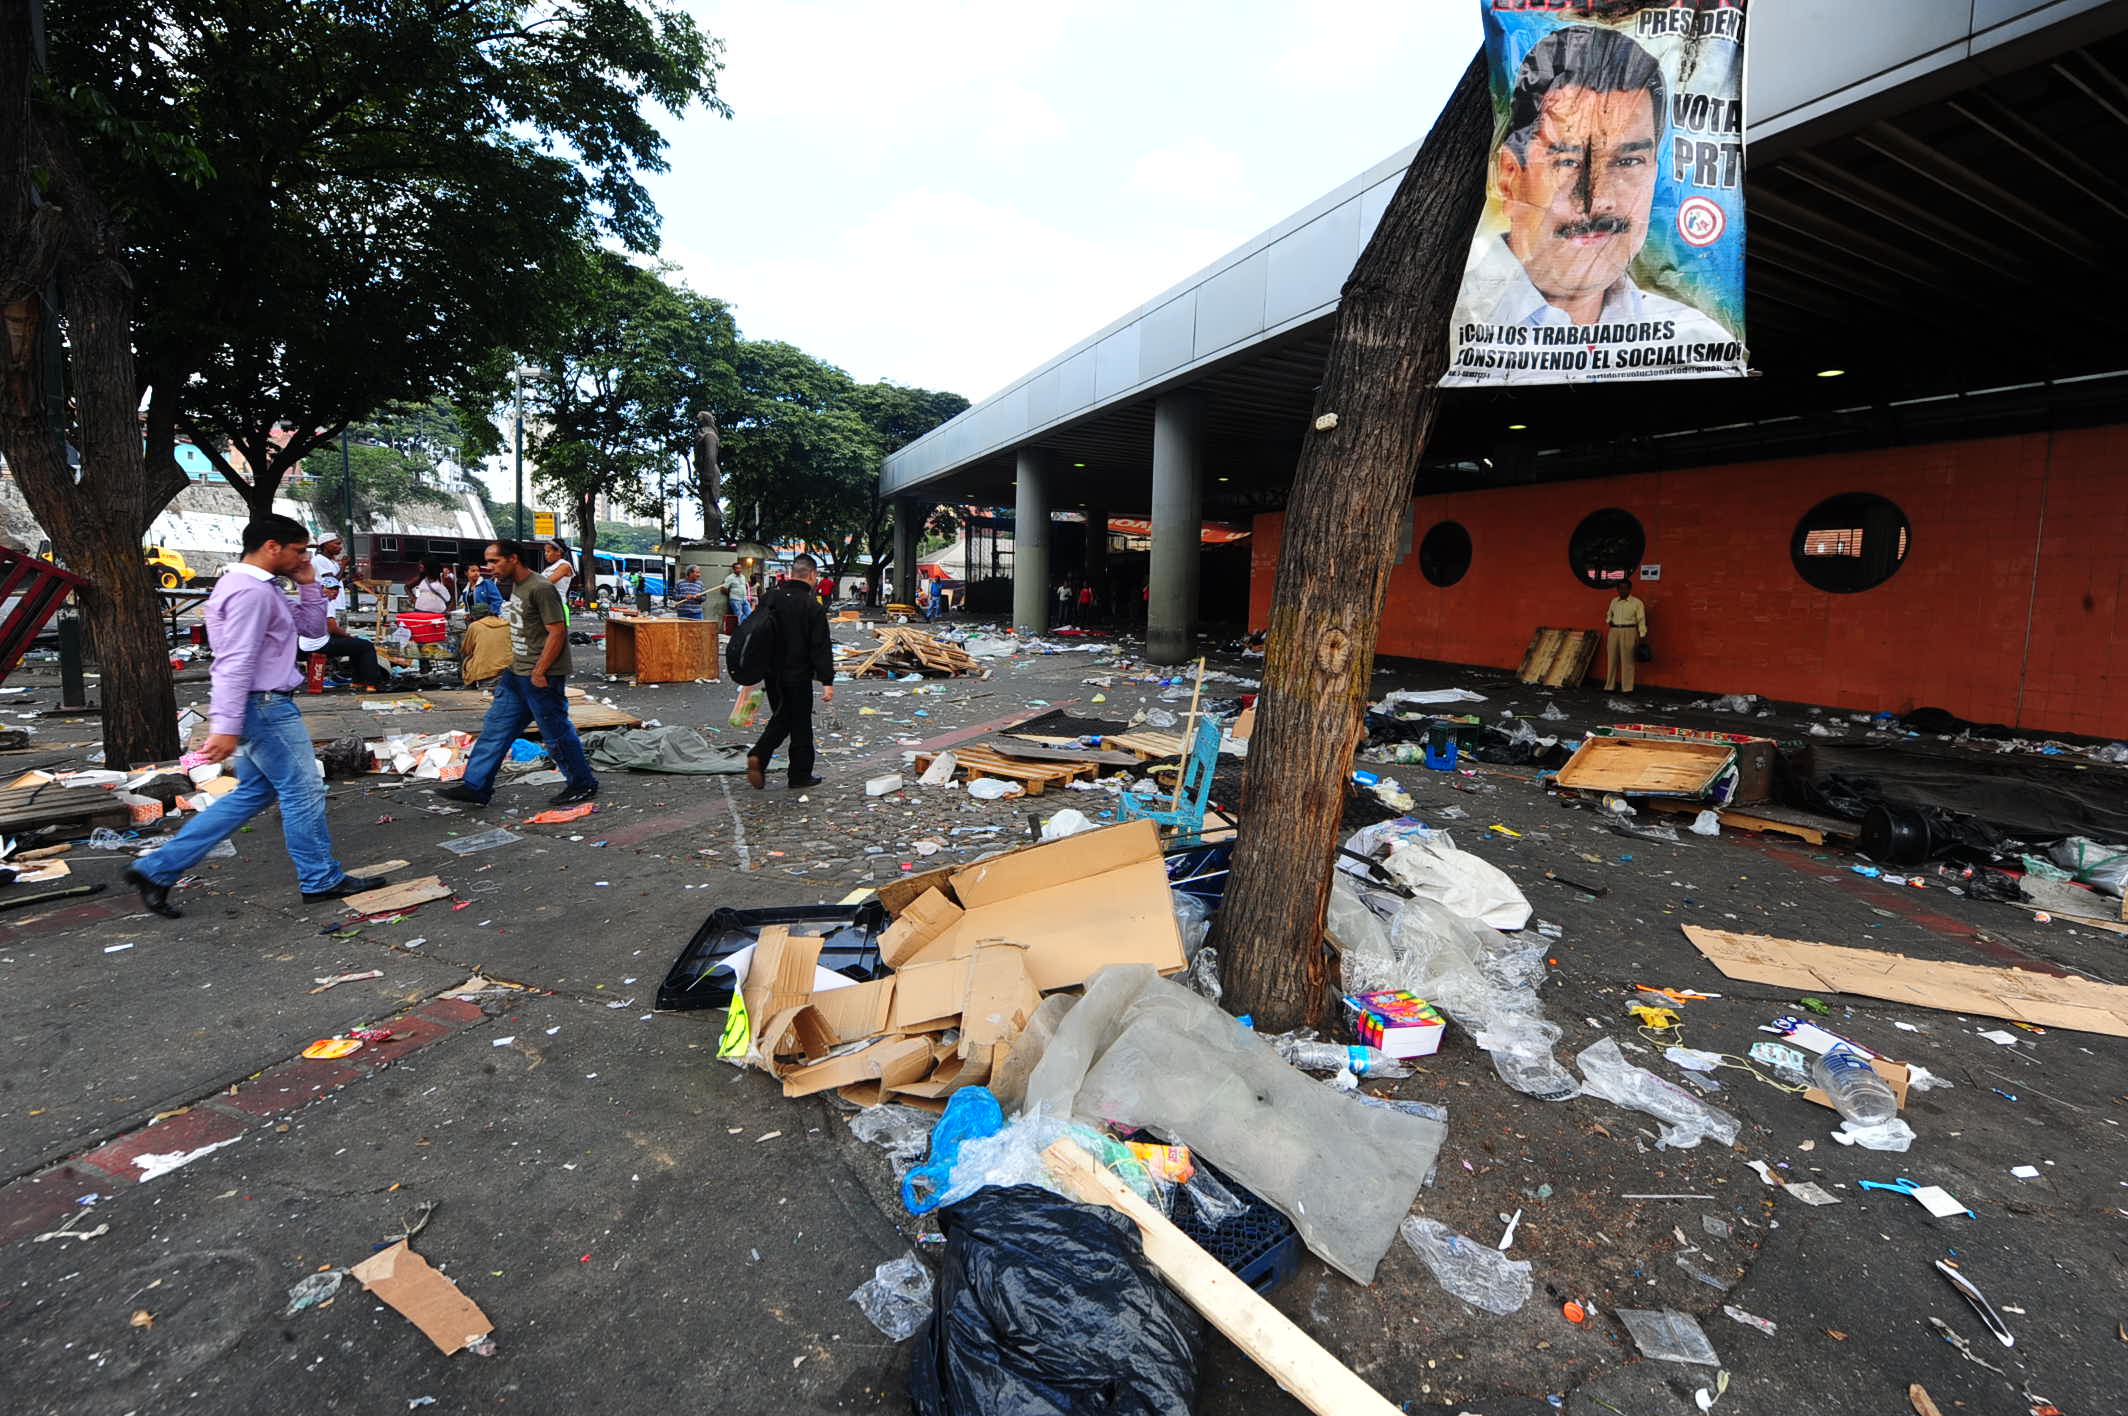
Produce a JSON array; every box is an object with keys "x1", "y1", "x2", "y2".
[{"x1": 511, "y1": 364, "x2": 543, "y2": 540}]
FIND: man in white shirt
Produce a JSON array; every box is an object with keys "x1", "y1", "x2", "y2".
[{"x1": 301, "y1": 530, "x2": 390, "y2": 690}]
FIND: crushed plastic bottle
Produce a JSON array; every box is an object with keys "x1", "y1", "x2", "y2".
[
  {"x1": 1808, "y1": 1044, "x2": 1898, "y2": 1126},
  {"x1": 1273, "y1": 1036, "x2": 1413, "y2": 1079},
  {"x1": 850, "y1": 1252, "x2": 934, "y2": 1341}
]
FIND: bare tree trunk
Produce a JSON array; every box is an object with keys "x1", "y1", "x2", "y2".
[
  {"x1": 0, "y1": 10, "x2": 183, "y2": 765},
  {"x1": 1213, "y1": 57, "x2": 1493, "y2": 1031},
  {"x1": 574, "y1": 491, "x2": 598, "y2": 607}
]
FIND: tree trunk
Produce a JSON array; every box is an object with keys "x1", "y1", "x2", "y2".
[
  {"x1": 574, "y1": 492, "x2": 598, "y2": 607},
  {"x1": 1212, "y1": 56, "x2": 1493, "y2": 1031}
]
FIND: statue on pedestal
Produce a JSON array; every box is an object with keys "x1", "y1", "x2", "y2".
[{"x1": 697, "y1": 410, "x2": 724, "y2": 543}]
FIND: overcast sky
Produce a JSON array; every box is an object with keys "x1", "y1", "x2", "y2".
[{"x1": 645, "y1": 0, "x2": 1480, "y2": 404}]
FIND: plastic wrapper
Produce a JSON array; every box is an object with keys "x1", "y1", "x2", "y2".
[
  {"x1": 1183, "y1": 945, "x2": 1222, "y2": 1006},
  {"x1": 1335, "y1": 879, "x2": 1577, "y2": 1101},
  {"x1": 849, "y1": 1105, "x2": 938, "y2": 1170},
  {"x1": 908, "y1": 1186, "x2": 1202, "y2": 1416},
  {"x1": 1574, "y1": 1037, "x2": 1739, "y2": 1149},
  {"x1": 903, "y1": 1087, "x2": 1007, "y2": 1215},
  {"x1": 1177, "y1": 1166, "x2": 1247, "y2": 1228},
  {"x1": 1170, "y1": 890, "x2": 1211, "y2": 955},
  {"x1": 1830, "y1": 1116, "x2": 1917, "y2": 1152},
  {"x1": 966, "y1": 778, "x2": 1021, "y2": 801},
  {"x1": 2046, "y1": 836, "x2": 2128, "y2": 896},
  {"x1": 1616, "y1": 1307, "x2": 1722, "y2": 1366},
  {"x1": 1039, "y1": 807, "x2": 1099, "y2": 841},
  {"x1": 1690, "y1": 809, "x2": 1721, "y2": 836},
  {"x1": 851, "y1": 1252, "x2": 934, "y2": 1341},
  {"x1": 1399, "y1": 1217, "x2": 1532, "y2": 1315},
  {"x1": 1023, "y1": 965, "x2": 1445, "y2": 1284}
]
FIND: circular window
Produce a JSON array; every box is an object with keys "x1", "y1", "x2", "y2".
[
  {"x1": 1792, "y1": 493, "x2": 1910, "y2": 593},
  {"x1": 1568, "y1": 508, "x2": 1645, "y2": 588},
  {"x1": 1418, "y1": 521, "x2": 1472, "y2": 587}
]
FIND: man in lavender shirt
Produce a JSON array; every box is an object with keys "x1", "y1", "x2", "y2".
[{"x1": 125, "y1": 515, "x2": 391, "y2": 917}]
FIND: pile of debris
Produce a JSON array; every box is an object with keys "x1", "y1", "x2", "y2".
[{"x1": 842, "y1": 626, "x2": 985, "y2": 679}]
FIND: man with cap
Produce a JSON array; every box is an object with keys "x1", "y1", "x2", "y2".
[{"x1": 303, "y1": 530, "x2": 390, "y2": 690}]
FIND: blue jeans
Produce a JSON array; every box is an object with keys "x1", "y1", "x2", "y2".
[
  {"x1": 461, "y1": 670, "x2": 597, "y2": 798},
  {"x1": 137, "y1": 693, "x2": 345, "y2": 893}
]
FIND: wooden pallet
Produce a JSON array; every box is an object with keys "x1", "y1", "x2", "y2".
[
  {"x1": 1556, "y1": 736, "x2": 1734, "y2": 795},
  {"x1": 1102, "y1": 731, "x2": 1186, "y2": 761},
  {"x1": 1642, "y1": 798, "x2": 1842, "y2": 844},
  {"x1": 913, "y1": 745, "x2": 1097, "y2": 796},
  {"x1": 1516, "y1": 627, "x2": 1600, "y2": 687},
  {"x1": 846, "y1": 625, "x2": 981, "y2": 678},
  {"x1": 0, "y1": 784, "x2": 132, "y2": 835}
]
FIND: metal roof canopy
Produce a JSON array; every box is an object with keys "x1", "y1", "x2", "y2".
[{"x1": 888, "y1": 3, "x2": 2128, "y2": 517}]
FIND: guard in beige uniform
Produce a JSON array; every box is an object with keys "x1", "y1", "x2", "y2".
[{"x1": 1603, "y1": 581, "x2": 1648, "y2": 693}]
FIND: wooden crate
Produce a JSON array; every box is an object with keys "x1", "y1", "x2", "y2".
[
  {"x1": 1516, "y1": 628, "x2": 1600, "y2": 687},
  {"x1": 0, "y1": 784, "x2": 132, "y2": 836},
  {"x1": 605, "y1": 616, "x2": 718, "y2": 683},
  {"x1": 1555, "y1": 736, "x2": 1734, "y2": 796}
]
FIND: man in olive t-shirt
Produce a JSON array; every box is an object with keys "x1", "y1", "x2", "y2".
[{"x1": 435, "y1": 538, "x2": 598, "y2": 807}]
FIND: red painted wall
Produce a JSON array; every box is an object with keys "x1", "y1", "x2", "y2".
[{"x1": 1248, "y1": 426, "x2": 2128, "y2": 739}]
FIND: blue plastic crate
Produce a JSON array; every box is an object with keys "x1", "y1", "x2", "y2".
[{"x1": 1171, "y1": 1162, "x2": 1302, "y2": 1295}]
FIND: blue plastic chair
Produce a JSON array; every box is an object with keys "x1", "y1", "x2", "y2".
[{"x1": 1118, "y1": 713, "x2": 1222, "y2": 847}]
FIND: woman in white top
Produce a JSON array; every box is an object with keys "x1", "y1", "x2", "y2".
[
  {"x1": 542, "y1": 541, "x2": 576, "y2": 602},
  {"x1": 408, "y1": 558, "x2": 453, "y2": 613}
]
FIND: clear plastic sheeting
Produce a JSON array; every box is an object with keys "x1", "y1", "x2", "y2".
[
  {"x1": 1171, "y1": 890, "x2": 1211, "y2": 954},
  {"x1": 1616, "y1": 1307, "x2": 1723, "y2": 1366},
  {"x1": 1334, "y1": 879, "x2": 1577, "y2": 1101},
  {"x1": 1399, "y1": 1216, "x2": 1533, "y2": 1315},
  {"x1": 1183, "y1": 946, "x2": 1222, "y2": 1006},
  {"x1": 1022, "y1": 965, "x2": 1447, "y2": 1284},
  {"x1": 1379, "y1": 833, "x2": 1532, "y2": 930},
  {"x1": 1574, "y1": 1037, "x2": 1740, "y2": 1149},
  {"x1": 850, "y1": 1252, "x2": 934, "y2": 1342},
  {"x1": 1830, "y1": 1116, "x2": 1917, "y2": 1152},
  {"x1": 849, "y1": 1105, "x2": 938, "y2": 1170}
]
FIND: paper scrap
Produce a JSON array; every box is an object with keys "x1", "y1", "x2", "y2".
[
  {"x1": 1908, "y1": 1185, "x2": 1969, "y2": 1218},
  {"x1": 1977, "y1": 1030, "x2": 2019, "y2": 1045},
  {"x1": 135, "y1": 1136, "x2": 241, "y2": 1181},
  {"x1": 350, "y1": 1240, "x2": 494, "y2": 1356},
  {"x1": 2010, "y1": 1165, "x2": 2040, "y2": 1179}
]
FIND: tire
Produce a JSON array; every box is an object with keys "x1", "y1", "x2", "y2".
[{"x1": 158, "y1": 571, "x2": 180, "y2": 589}]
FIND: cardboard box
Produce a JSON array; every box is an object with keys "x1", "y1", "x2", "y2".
[
  {"x1": 781, "y1": 1034, "x2": 933, "y2": 1099},
  {"x1": 1346, "y1": 990, "x2": 1446, "y2": 1059}
]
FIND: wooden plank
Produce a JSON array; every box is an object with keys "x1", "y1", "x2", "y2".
[
  {"x1": 1104, "y1": 731, "x2": 1186, "y2": 760},
  {"x1": 1042, "y1": 1138, "x2": 1401, "y2": 1416},
  {"x1": 341, "y1": 874, "x2": 454, "y2": 915},
  {"x1": 1555, "y1": 737, "x2": 1734, "y2": 795},
  {"x1": 0, "y1": 785, "x2": 132, "y2": 833},
  {"x1": 1515, "y1": 627, "x2": 1563, "y2": 685},
  {"x1": 1642, "y1": 798, "x2": 1829, "y2": 845}
]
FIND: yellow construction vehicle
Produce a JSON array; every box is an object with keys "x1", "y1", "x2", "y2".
[{"x1": 144, "y1": 544, "x2": 198, "y2": 589}]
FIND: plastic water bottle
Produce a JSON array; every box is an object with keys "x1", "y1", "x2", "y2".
[
  {"x1": 1276, "y1": 1038, "x2": 1412, "y2": 1079},
  {"x1": 1809, "y1": 1044, "x2": 1897, "y2": 1125}
]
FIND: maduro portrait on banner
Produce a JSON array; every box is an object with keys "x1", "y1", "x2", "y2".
[{"x1": 1443, "y1": 1, "x2": 1749, "y2": 388}]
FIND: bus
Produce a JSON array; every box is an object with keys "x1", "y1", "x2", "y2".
[{"x1": 591, "y1": 549, "x2": 675, "y2": 602}]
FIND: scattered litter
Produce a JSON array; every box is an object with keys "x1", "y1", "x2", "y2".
[
  {"x1": 2010, "y1": 1164, "x2": 2041, "y2": 1179},
  {"x1": 1721, "y1": 1304, "x2": 1777, "y2": 1337},
  {"x1": 285, "y1": 1269, "x2": 347, "y2": 1316},
  {"x1": 849, "y1": 1252, "x2": 933, "y2": 1341},
  {"x1": 134, "y1": 1136, "x2": 241, "y2": 1181},
  {"x1": 1616, "y1": 1307, "x2": 1721, "y2": 1366},
  {"x1": 1400, "y1": 1216, "x2": 1532, "y2": 1314},
  {"x1": 310, "y1": 968, "x2": 385, "y2": 993},
  {"x1": 1575, "y1": 1036, "x2": 1739, "y2": 1149},
  {"x1": 524, "y1": 803, "x2": 597, "y2": 825},
  {"x1": 439, "y1": 829, "x2": 522, "y2": 855}
]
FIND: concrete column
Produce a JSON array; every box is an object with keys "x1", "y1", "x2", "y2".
[
  {"x1": 1013, "y1": 449, "x2": 1054, "y2": 633},
  {"x1": 1083, "y1": 506, "x2": 1108, "y2": 618},
  {"x1": 891, "y1": 497, "x2": 918, "y2": 607},
  {"x1": 1148, "y1": 392, "x2": 1204, "y2": 663}
]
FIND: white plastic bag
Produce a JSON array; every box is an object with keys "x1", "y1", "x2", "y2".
[
  {"x1": 1380, "y1": 832, "x2": 1532, "y2": 930},
  {"x1": 966, "y1": 777, "x2": 1022, "y2": 800}
]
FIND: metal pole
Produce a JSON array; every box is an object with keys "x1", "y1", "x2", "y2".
[
  {"x1": 512, "y1": 371, "x2": 525, "y2": 540},
  {"x1": 340, "y1": 425, "x2": 353, "y2": 545}
]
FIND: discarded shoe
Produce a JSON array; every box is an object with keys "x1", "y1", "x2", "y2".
[{"x1": 124, "y1": 867, "x2": 181, "y2": 919}]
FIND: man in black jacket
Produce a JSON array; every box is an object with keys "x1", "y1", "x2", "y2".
[{"x1": 746, "y1": 554, "x2": 837, "y2": 789}]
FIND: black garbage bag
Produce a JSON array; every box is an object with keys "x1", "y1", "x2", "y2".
[{"x1": 909, "y1": 1185, "x2": 1202, "y2": 1416}]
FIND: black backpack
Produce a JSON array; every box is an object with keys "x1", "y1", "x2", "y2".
[{"x1": 726, "y1": 597, "x2": 781, "y2": 685}]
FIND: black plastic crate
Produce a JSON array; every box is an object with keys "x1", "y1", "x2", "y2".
[
  {"x1": 655, "y1": 902, "x2": 888, "y2": 1012},
  {"x1": 1169, "y1": 1161, "x2": 1302, "y2": 1295}
]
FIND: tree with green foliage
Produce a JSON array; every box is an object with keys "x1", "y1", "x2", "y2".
[
  {"x1": 718, "y1": 342, "x2": 967, "y2": 598},
  {"x1": 294, "y1": 399, "x2": 498, "y2": 531},
  {"x1": 0, "y1": 1, "x2": 722, "y2": 764},
  {"x1": 522, "y1": 250, "x2": 731, "y2": 600}
]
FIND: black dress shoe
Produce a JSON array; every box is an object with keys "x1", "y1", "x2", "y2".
[
  {"x1": 124, "y1": 867, "x2": 182, "y2": 919},
  {"x1": 788, "y1": 776, "x2": 823, "y2": 789},
  {"x1": 549, "y1": 783, "x2": 599, "y2": 807},
  {"x1": 434, "y1": 784, "x2": 490, "y2": 806},
  {"x1": 301, "y1": 874, "x2": 390, "y2": 904}
]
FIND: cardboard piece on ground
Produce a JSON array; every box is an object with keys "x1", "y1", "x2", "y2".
[
  {"x1": 891, "y1": 1046, "x2": 992, "y2": 1099},
  {"x1": 879, "y1": 887, "x2": 963, "y2": 967},
  {"x1": 1043, "y1": 1138, "x2": 1401, "y2": 1416},
  {"x1": 342, "y1": 875, "x2": 453, "y2": 915},
  {"x1": 349, "y1": 1240, "x2": 494, "y2": 1356},
  {"x1": 888, "y1": 956, "x2": 971, "y2": 1033},
  {"x1": 806, "y1": 976, "x2": 895, "y2": 1046},
  {"x1": 782, "y1": 1034, "x2": 933, "y2": 1100},
  {"x1": 919, "y1": 819, "x2": 1185, "y2": 991},
  {"x1": 957, "y1": 942, "x2": 1041, "y2": 1054},
  {"x1": 1231, "y1": 703, "x2": 1256, "y2": 741},
  {"x1": 741, "y1": 929, "x2": 828, "y2": 1064},
  {"x1": 1682, "y1": 925, "x2": 2128, "y2": 1039}
]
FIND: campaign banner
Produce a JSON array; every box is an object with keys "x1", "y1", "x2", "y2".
[{"x1": 1442, "y1": 0, "x2": 1748, "y2": 388}]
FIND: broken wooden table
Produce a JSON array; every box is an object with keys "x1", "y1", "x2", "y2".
[{"x1": 603, "y1": 614, "x2": 719, "y2": 684}]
